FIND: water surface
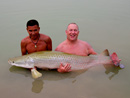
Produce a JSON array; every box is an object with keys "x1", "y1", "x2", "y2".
[{"x1": 0, "y1": 0, "x2": 130, "y2": 98}]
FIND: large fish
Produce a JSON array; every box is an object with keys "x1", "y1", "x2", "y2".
[{"x1": 8, "y1": 49, "x2": 124, "y2": 79}]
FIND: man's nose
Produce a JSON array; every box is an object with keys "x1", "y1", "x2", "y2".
[
  {"x1": 31, "y1": 31, "x2": 36, "y2": 34},
  {"x1": 71, "y1": 30, "x2": 75, "y2": 33}
]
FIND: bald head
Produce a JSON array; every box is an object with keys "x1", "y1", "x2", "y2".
[{"x1": 66, "y1": 23, "x2": 79, "y2": 31}]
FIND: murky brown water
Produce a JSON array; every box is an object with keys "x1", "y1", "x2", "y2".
[{"x1": 0, "y1": 0, "x2": 130, "y2": 98}]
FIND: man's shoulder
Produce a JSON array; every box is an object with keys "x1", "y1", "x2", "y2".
[
  {"x1": 21, "y1": 36, "x2": 29, "y2": 43},
  {"x1": 78, "y1": 40, "x2": 88, "y2": 45},
  {"x1": 40, "y1": 34, "x2": 50, "y2": 38},
  {"x1": 21, "y1": 36, "x2": 30, "y2": 47},
  {"x1": 40, "y1": 34, "x2": 51, "y2": 40},
  {"x1": 78, "y1": 40, "x2": 91, "y2": 48},
  {"x1": 55, "y1": 41, "x2": 66, "y2": 51},
  {"x1": 58, "y1": 40, "x2": 67, "y2": 46}
]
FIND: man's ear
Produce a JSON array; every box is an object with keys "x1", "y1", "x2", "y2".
[
  {"x1": 77, "y1": 30, "x2": 79, "y2": 35},
  {"x1": 65, "y1": 30, "x2": 67, "y2": 35},
  {"x1": 38, "y1": 27, "x2": 40, "y2": 31}
]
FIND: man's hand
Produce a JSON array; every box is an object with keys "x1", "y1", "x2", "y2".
[{"x1": 57, "y1": 63, "x2": 71, "y2": 73}]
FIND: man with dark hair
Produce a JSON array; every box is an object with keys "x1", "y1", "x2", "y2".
[
  {"x1": 26, "y1": 19, "x2": 39, "y2": 27},
  {"x1": 21, "y1": 19, "x2": 52, "y2": 55},
  {"x1": 21, "y1": 19, "x2": 69, "y2": 73}
]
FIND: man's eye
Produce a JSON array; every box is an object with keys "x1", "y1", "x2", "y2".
[
  {"x1": 13, "y1": 61, "x2": 14, "y2": 63},
  {"x1": 34, "y1": 29, "x2": 37, "y2": 31},
  {"x1": 29, "y1": 30, "x2": 32, "y2": 32}
]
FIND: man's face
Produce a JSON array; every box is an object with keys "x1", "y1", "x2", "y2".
[
  {"x1": 65, "y1": 24, "x2": 79, "y2": 42},
  {"x1": 27, "y1": 25, "x2": 40, "y2": 40}
]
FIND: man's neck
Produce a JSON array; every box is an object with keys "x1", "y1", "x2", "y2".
[
  {"x1": 66, "y1": 39, "x2": 78, "y2": 45},
  {"x1": 30, "y1": 34, "x2": 40, "y2": 41}
]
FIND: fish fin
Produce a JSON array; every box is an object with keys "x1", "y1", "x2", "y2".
[
  {"x1": 31, "y1": 68, "x2": 42, "y2": 79},
  {"x1": 25, "y1": 56, "x2": 35, "y2": 68},
  {"x1": 110, "y1": 52, "x2": 121, "y2": 66},
  {"x1": 100, "y1": 49, "x2": 110, "y2": 56},
  {"x1": 119, "y1": 64, "x2": 125, "y2": 69},
  {"x1": 110, "y1": 52, "x2": 125, "y2": 68},
  {"x1": 27, "y1": 56, "x2": 34, "y2": 62}
]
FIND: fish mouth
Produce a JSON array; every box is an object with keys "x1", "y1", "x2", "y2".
[{"x1": 8, "y1": 59, "x2": 13, "y2": 65}]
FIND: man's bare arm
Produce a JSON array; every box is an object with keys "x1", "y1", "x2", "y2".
[
  {"x1": 46, "y1": 37, "x2": 52, "y2": 50},
  {"x1": 21, "y1": 40, "x2": 27, "y2": 55}
]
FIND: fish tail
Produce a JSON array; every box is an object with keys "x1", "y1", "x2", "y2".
[{"x1": 100, "y1": 49, "x2": 110, "y2": 56}]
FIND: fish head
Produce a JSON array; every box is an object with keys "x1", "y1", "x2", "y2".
[
  {"x1": 8, "y1": 56, "x2": 26, "y2": 66},
  {"x1": 8, "y1": 56, "x2": 34, "y2": 68}
]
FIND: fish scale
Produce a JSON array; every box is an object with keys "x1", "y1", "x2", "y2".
[
  {"x1": 8, "y1": 50, "x2": 113, "y2": 70},
  {"x1": 8, "y1": 50, "x2": 124, "y2": 79}
]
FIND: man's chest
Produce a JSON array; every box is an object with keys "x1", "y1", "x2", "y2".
[
  {"x1": 63, "y1": 46, "x2": 89, "y2": 56},
  {"x1": 26, "y1": 41, "x2": 47, "y2": 53}
]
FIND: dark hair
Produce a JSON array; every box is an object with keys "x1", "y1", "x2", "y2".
[{"x1": 26, "y1": 19, "x2": 39, "y2": 27}]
